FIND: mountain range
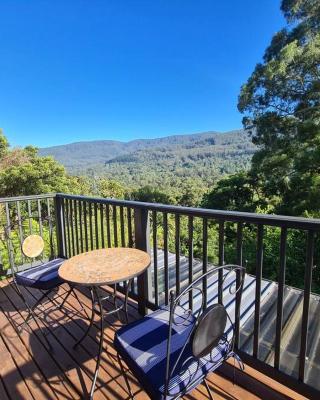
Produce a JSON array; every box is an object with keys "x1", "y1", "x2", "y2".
[{"x1": 39, "y1": 129, "x2": 255, "y2": 188}]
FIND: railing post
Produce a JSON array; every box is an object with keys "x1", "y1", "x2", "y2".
[
  {"x1": 134, "y1": 208, "x2": 152, "y2": 316},
  {"x1": 54, "y1": 194, "x2": 66, "y2": 258}
]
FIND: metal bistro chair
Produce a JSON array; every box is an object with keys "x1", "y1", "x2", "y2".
[
  {"x1": 114, "y1": 264, "x2": 246, "y2": 399},
  {"x1": 10, "y1": 234, "x2": 84, "y2": 349}
]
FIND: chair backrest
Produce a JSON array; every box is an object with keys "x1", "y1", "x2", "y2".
[
  {"x1": 22, "y1": 234, "x2": 45, "y2": 259},
  {"x1": 192, "y1": 303, "x2": 227, "y2": 358},
  {"x1": 164, "y1": 264, "x2": 246, "y2": 397}
]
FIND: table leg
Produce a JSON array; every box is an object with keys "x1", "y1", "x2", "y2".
[
  {"x1": 73, "y1": 287, "x2": 95, "y2": 349},
  {"x1": 74, "y1": 282, "x2": 132, "y2": 399},
  {"x1": 89, "y1": 286, "x2": 104, "y2": 400},
  {"x1": 112, "y1": 284, "x2": 121, "y2": 321},
  {"x1": 124, "y1": 279, "x2": 132, "y2": 324}
]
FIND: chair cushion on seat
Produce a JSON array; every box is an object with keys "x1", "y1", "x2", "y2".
[
  {"x1": 114, "y1": 306, "x2": 230, "y2": 400},
  {"x1": 16, "y1": 258, "x2": 65, "y2": 290}
]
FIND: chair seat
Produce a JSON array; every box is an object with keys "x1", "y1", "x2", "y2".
[
  {"x1": 16, "y1": 258, "x2": 65, "y2": 290},
  {"x1": 114, "y1": 306, "x2": 230, "y2": 399}
]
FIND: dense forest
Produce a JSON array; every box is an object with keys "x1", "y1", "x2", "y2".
[
  {"x1": 101, "y1": 131, "x2": 254, "y2": 189},
  {"x1": 39, "y1": 129, "x2": 255, "y2": 192},
  {"x1": 0, "y1": 0, "x2": 319, "y2": 293}
]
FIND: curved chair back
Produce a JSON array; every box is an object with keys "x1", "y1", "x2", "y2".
[{"x1": 164, "y1": 264, "x2": 246, "y2": 397}]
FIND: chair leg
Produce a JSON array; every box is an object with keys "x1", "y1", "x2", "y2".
[
  {"x1": 21, "y1": 290, "x2": 49, "y2": 328},
  {"x1": 203, "y1": 379, "x2": 214, "y2": 400},
  {"x1": 229, "y1": 351, "x2": 244, "y2": 385},
  {"x1": 15, "y1": 285, "x2": 52, "y2": 351},
  {"x1": 117, "y1": 353, "x2": 134, "y2": 399}
]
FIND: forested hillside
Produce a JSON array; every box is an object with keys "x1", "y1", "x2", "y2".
[{"x1": 39, "y1": 129, "x2": 255, "y2": 188}]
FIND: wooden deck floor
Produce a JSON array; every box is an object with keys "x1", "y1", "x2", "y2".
[{"x1": 0, "y1": 279, "x2": 307, "y2": 400}]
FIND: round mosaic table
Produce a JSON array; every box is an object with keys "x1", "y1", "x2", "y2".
[{"x1": 59, "y1": 247, "x2": 151, "y2": 400}]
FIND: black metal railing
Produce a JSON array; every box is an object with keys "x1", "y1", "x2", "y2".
[{"x1": 0, "y1": 192, "x2": 319, "y2": 399}]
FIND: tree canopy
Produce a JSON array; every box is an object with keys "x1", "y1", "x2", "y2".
[
  {"x1": 237, "y1": 0, "x2": 320, "y2": 216},
  {"x1": 0, "y1": 131, "x2": 84, "y2": 197},
  {"x1": 97, "y1": 178, "x2": 126, "y2": 199},
  {"x1": 202, "y1": 172, "x2": 259, "y2": 212},
  {"x1": 130, "y1": 185, "x2": 173, "y2": 204},
  {"x1": 0, "y1": 129, "x2": 9, "y2": 159}
]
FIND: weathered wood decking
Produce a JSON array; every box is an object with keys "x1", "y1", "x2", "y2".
[{"x1": 0, "y1": 280, "x2": 307, "y2": 400}]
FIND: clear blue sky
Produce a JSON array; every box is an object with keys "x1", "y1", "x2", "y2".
[{"x1": 0, "y1": 1, "x2": 284, "y2": 148}]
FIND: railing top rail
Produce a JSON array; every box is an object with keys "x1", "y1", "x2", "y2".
[
  {"x1": 0, "y1": 193, "x2": 56, "y2": 203},
  {"x1": 57, "y1": 193, "x2": 320, "y2": 230}
]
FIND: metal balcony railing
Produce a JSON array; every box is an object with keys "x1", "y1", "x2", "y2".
[{"x1": 0, "y1": 192, "x2": 319, "y2": 399}]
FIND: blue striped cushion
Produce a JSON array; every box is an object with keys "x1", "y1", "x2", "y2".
[
  {"x1": 114, "y1": 306, "x2": 230, "y2": 399},
  {"x1": 16, "y1": 258, "x2": 65, "y2": 290}
]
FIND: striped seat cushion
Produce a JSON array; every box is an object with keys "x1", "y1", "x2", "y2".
[
  {"x1": 114, "y1": 306, "x2": 230, "y2": 399},
  {"x1": 16, "y1": 258, "x2": 65, "y2": 290}
]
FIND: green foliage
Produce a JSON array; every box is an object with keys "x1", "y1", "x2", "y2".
[
  {"x1": 175, "y1": 178, "x2": 207, "y2": 207},
  {"x1": 0, "y1": 131, "x2": 86, "y2": 198},
  {"x1": 223, "y1": 224, "x2": 320, "y2": 293},
  {"x1": 97, "y1": 178, "x2": 126, "y2": 199},
  {"x1": 238, "y1": 0, "x2": 320, "y2": 216},
  {"x1": 202, "y1": 172, "x2": 261, "y2": 212},
  {"x1": 67, "y1": 175, "x2": 93, "y2": 196},
  {"x1": 130, "y1": 179, "x2": 207, "y2": 207},
  {"x1": 0, "y1": 156, "x2": 70, "y2": 197},
  {"x1": 131, "y1": 186, "x2": 173, "y2": 204},
  {"x1": 0, "y1": 129, "x2": 9, "y2": 159},
  {"x1": 281, "y1": 0, "x2": 320, "y2": 28}
]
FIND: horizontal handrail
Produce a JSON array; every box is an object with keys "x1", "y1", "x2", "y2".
[
  {"x1": 1, "y1": 192, "x2": 319, "y2": 231},
  {"x1": 57, "y1": 193, "x2": 320, "y2": 230},
  {"x1": 0, "y1": 193, "x2": 56, "y2": 203}
]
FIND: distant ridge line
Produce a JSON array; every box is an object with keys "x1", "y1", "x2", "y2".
[
  {"x1": 39, "y1": 129, "x2": 242, "y2": 149},
  {"x1": 38, "y1": 129, "x2": 253, "y2": 179}
]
